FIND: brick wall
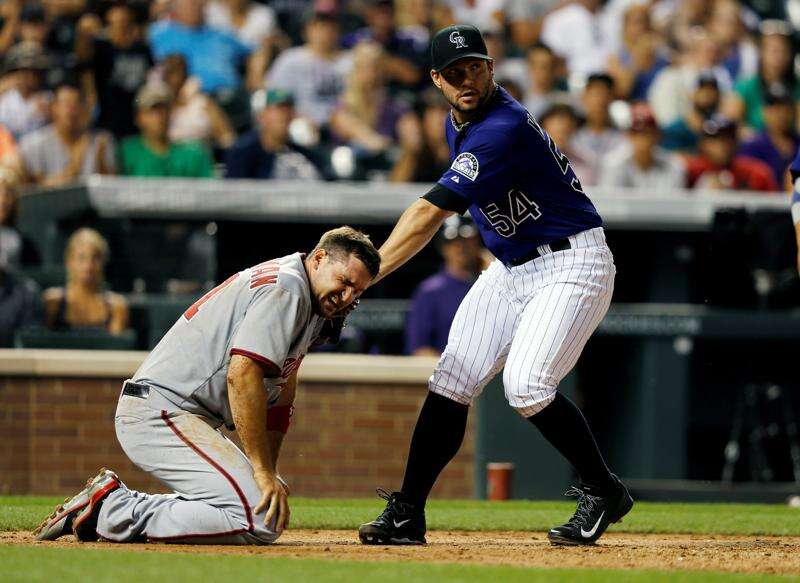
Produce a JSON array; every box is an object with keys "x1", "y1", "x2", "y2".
[{"x1": 0, "y1": 377, "x2": 475, "y2": 498}]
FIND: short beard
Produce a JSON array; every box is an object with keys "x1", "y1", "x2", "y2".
[{"x1": 447, "y1": 83, "x2": 495, "y2": 116}]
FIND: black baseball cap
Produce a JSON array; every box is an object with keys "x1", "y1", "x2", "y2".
[{"x1": 430, "y1": 24, "x2": 490, "y2": 72}]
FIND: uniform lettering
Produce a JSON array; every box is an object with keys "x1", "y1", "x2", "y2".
[
  {"x1": 527, "y1": 112, "x2": 584, "y2": 194},
  {"x1": 250, "y1": 261, "x2": 280, "y2": 289},
  {"x1": 184, "y1": 273, "x2": 239, "y2": 320},
  {"x1": 481, "y1": 189, "x2": 542, "y2": 238}
]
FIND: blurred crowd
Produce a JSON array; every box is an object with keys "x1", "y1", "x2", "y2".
[
  {"x1": 0, "y1": 0, "x2": 793, "y2": 191},
  {"x1": 0, "y1": 0, "x2": 799, "y2": 348}
]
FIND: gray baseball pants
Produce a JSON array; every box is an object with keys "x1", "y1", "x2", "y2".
[{"x1": 96, "y1": 392, "x2": 278, "y2": 545}]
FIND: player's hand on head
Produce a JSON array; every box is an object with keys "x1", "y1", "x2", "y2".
[
  {"x1": 340, "y1": 297, "x2": 360, "y2": 317},
  {"x1": 253, "y1": 469, "x2": 291, "y2": 533}
]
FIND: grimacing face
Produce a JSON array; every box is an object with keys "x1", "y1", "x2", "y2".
[
  {"x1": 307, "y1": 249, "x2": 373, "y2": 318},
  {"x1": 431, "y1": 58, "x2": 495, "y2": 115}
]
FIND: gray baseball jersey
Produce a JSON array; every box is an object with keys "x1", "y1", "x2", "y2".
[{"x1": 134, "y1": 252, "x2": 324, "y2": 428}]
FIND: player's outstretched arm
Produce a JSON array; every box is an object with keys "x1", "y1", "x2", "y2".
[
  {"x1": 375, "y1": 198, "x2": 455, "y2": 284},
  {"x1": 228, "y1": 354, "x2": 290, "y2": 533}
]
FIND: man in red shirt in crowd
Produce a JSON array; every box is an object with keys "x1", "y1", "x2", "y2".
[{"x1": 686, "y1": 115, "x2": 778, "y2": 192}]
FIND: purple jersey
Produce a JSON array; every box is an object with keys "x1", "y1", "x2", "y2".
[
  {"x1": 791, "y1": 145, "x2": 800, "y2": 182},
  {"x1": 438, "y1": 86, "x2": 602, "y2": 265},
  {"x1": 404, "y1": 271, "x2": 474, "y2": 354}
]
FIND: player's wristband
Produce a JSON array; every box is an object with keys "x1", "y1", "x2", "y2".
[{"x1": 267, "y1": 405, "x2": 294, "y2": 434}]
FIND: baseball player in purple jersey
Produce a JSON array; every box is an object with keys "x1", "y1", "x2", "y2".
[
  {"x1": 359, "y1": 24, "x2": 633, "y2": 546},
  {"x1": 791, "y1": 147, "x2": 800, "y2": 275},
  {"x1": 34, "y1": 227, "x2": 379, "y2": 545}
]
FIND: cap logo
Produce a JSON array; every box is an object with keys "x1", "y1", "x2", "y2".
[{"x1": 449, "y1": 30, "x2": 468, "y2": 49}]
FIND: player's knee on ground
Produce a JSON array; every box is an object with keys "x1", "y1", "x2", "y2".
[{"x1": 502, "y1": 368, "x2": 558, "y2": 417}]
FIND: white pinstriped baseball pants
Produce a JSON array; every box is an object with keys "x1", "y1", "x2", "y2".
[{"x1": 429, "y1": 227, "x2": 614, "y2": 417}]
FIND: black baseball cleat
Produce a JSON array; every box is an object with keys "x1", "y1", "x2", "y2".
[
  {"x1": 548, "y1": 475, "x2": 633, "y2": 546},
  {"x1": 358, "y1": 489, "x2": 427, "y2": 545}
]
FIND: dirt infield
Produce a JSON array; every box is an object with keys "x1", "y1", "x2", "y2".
[{"x1": 3, "y1": 530, "x2": 798, "y2": 574}]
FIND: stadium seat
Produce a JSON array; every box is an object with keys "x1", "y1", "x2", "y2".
[{"x1": 15, "y1": 327, "x2": 138, "y2": 350}]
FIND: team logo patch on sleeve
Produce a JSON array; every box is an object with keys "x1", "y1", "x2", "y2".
[{"x1": 451, "y1": 152, "x2": 479, "y2": 181}]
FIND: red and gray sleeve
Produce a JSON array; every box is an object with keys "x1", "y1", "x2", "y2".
[{"x1": 230, "y1": 287, "x2": 307, "y2": 377}]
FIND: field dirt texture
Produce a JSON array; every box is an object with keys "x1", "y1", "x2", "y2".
[{"x1": 2, "y1": 530, "x2": 797, "y2": 574}]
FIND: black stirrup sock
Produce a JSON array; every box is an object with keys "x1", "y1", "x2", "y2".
[
  {"x1": 527, "y1": 392, "x2": 615, "y2": 491},
  {"x1": 400, "y1": 391, "x2": 469, "y2": 508}
]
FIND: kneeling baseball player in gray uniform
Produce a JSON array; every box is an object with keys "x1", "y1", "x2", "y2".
[{"x1": 34, "y1": 227, "x2": 379, "y2": 545}]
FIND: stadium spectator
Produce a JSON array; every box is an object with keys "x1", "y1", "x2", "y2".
[
  {"x1": 0, "y1": 170, "x2": 38, "y2": 270},
  {"x1": 25, "y1": 1, "x2": 76, "y2": 90},
  {"x1": 661, "y1": 71, "x2": 722, "y2": 153},
  {"x1": 161, "y1": 54, "x2": 236, "y2": 151},
  {"x1": 541, "y1": 0, "x2": 615, "y2": 88},
  {"x1": 686, "y1": 115, "x2": 777, "y2": 191},
  {"x1": 599, "y1": 103, "x2": 685, "y2": 190},
  {"x1": 0, "y1": 263, "x2": 43, "y2": 347},
  {"x1": 723, "y1": 20, "x2": 799, "y2": 134},
  {"x1": 440, "y1": 0, "x2": 506, "y2": 34},
  {"x1": 539, "y1": 101, "x2": 594, "y2": 185},
  {"x1": 119, "y1": 82, "x2": 215, "y2": 178},
  {"x1": 330, "y1": 42, "x2": 422, "y2": 181},
  {"x1": 396, "y1": 0, "x2": 450, "y2": 52},
  {"x1": 707, "y1": 0, "x2": 757, "y2": 82},
  {"x1": 522, "y1": 42, "x2": 570, "y2": 119},
  {"x1": 606, "y1": 4, "x2": 669, "y2": 101},
  {"x1": 341, "y1": 0, "x2": 424, "y2": 91},
  {"x1": 43, "y1": 228, "x2": 128, "y2": 334},
  {"x1": 225, "y1": 88, "x2": 321, "y2": 180},
  {"x1": 149, "y1": 0, "x2": 259, "y2": 94},
  {"x1": 654, "y1": 0, "x2": 713, "y2": 52},
  {"x1": 0, "y1": 0, "x2": 23, "y2": 55},
  {"x1": 399, "y1": 87, "x2": 450, "y2": 183},
  {"x1": 77, "y1": 3, "x2": 153, "y2": 139},
  {"x1": 483, "y1": 28, "x2": 527, "y2": 91},
  {"x1": 205, "y1": 0, "x2": 278, "y2": 49},
  {"x1": 265, "y1": 8, "x2": 351, "y2": 129},
  {"x1": 506, "y1": 0, "x2": 559, "y2": 51},
  {"x1": 17, "y1": 3, "x2": 51, "y2": 49},
  {"x1": 0, "y1": 44, "x2": 51, "y2": 140},
  {"x1": 572, "y1": 73, "x2": 623, "y2": 181},
  {"x1": 0, "y1": 123, "x2": 18, "y2": 166},
  {"x1": 648, "y1": 27, "x2": 732, "y2": 127},
  {"x1": 404, "y1": 216, "x2": 483, "y2": 356},
  {"x1": 739, "y1": 85, "x2": 799, "y2": 186},
  {"x1": 17, "y1": 83, "x2": 115, "y2": 186}
]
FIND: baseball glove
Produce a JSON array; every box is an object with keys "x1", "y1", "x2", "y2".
[{"x1": 317, "y1": 299, "x2": 360, "y2": 345}]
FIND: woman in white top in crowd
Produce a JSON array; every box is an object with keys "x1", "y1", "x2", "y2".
[{"x1": 161, "y1": 54, "x2": 236, "y2": 151}]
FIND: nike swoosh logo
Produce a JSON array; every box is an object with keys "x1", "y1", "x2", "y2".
[
  {"x1": 393, "y1": 519, "x2": 411, "y2": 528},
  {"x1": 581, "y1": 511, "x2": 605, "y2": 538}
]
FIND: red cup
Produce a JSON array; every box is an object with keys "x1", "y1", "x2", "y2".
[{"x1": 486, "y1": 462, "x2": 514, "y2": 500}]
